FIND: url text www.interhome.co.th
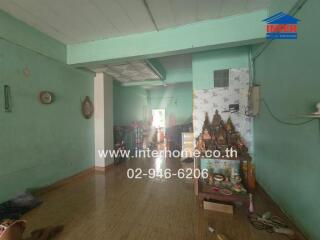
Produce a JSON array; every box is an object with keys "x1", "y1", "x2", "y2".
[{"x1": 97, "y1": 147, "x2": 238, "y2": 159}]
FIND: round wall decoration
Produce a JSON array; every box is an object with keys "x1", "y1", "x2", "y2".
[
  {"x1": 82, "y1": 96, "x2": 94, "y2": 119},
  {"x1": 39, "y1": 91, "x2": 54, "y2": 104}
]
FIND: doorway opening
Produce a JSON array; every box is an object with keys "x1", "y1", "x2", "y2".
[{"x1": 152, "y1": 109, "x2": 166, "y2": 149}]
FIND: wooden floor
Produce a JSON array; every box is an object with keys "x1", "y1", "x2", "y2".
[{"x1": 23, "y1": 157, "x2": 301, "y2": 240}]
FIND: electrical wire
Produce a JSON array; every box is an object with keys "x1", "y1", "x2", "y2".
[
  {"x1": 252, "y1": 0, "x2": 308, "y2": 62},
  {"x1": 262, "y1": 99, "x2": 316, "y2": 126}
]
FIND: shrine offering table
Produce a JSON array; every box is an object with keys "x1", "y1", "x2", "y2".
[
  {"x1": 194, "y1": 155, "x2": 252, "y2": 209},
  {"x1": 198, "y1": 182, "x2": 250, "y2": 208}
]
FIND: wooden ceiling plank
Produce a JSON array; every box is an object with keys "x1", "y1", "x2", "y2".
[
  {"x1": 43, "y1": 0, "x2": 118, "y2": 43},
  {"x1": 197, "y1": 0, "x2": 222, "y2": 20},
  {"x1": 0, "y1": 0, "x2": 270, "y2": 44},
  {"x1": 74, "y1": 0, "x2": 120, "y2": 40},
  {"x1": 91, "y1": 0, "x2": 136, "y2": 36},
  {"x1": 0, "y1": 0, "x2": 74, "y2": 43},
  {"x1": 118, "y1": 0, "x2": 156, "y2": 33},
  {"x1": 34, "y1": 0, "x2": 96, "y2": 43},
  {"x1": 170, "y1": 0, "x2": 197, "y2": 26},
  {"x1": 146, "y1": 0, "x2": 176, "y2": 30},
  {"x1": 220, "y1": 0, "x2": 247, "y2": 17}
]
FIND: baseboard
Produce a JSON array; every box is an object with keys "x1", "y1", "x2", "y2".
[
  {"x1": 94, "y1": 164, "x2": 114, "y2": 172},
  {"x1": 34, "y1": 164, "x2": 115, "y2": 195},
  {"x1": 33, "y1": 167, "x2": 95, "y2": 196},
  {"x1": 256, "y1": 182, "x2": 307, "y2": 240}
]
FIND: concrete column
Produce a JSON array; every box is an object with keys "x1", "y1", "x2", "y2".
[
  {"x1": 104, "y1": 74, "x2": 114, "y2": 166},
  {"x1": 94, "y1": 73, "x2": 113, "y2": 169}
]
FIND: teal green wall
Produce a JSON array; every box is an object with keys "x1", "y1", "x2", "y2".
[
  {"x1": 253, "y1": 1, "x2": 319, "y2": 239},
  {"x1": 192, "y1": 47, "x2": 249, "y2": 90},
  {"x1": 113, "y1": 64, "x2": 193, "y2": 126},
  {"x1": 164, "y1": 68, "x2": 192, "y2": 84},
  {"x1": 0, "y1": 39, "x2": 94, "y2": 202},
  {"x1": 149, "y1": 83, "x2": 193, "y2": 125},
  {"x1": 0, "y1": 10, "x2": 66, "y2": 63},
  {"x1": 113, "y1": 81, "x2": 148, "y2": 126}
]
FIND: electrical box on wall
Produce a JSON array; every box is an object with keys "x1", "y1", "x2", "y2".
[{"x1": 248, "y1": 85, "x2": 260, "y2": 116}]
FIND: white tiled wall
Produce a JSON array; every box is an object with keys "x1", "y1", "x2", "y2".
[{"x1": 193, "y1": 68, "x2": 253, "y2": 153}]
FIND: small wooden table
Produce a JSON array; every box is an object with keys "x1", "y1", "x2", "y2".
[
  {"x1": 198, "y1": 182, "x2": 250, "y2": 209},
  {"x1": 194, "y1": 155, "x2": 252, "y2": 209}
]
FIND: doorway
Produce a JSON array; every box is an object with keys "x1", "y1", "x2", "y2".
[{"x1": 152, "y1": 109, "x2": 166, "y2": 149}]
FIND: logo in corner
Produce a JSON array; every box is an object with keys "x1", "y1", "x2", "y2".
[{"x1": 263, "y1": 12, "x2": 300, "y2": 40}]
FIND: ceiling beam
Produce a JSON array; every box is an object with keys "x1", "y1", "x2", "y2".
[
  {"x1": 121, "y1": 80, "x2": 165, "y2": 87},
  {"x1": 146, "y1": 59, "x2": 166, "y2": 79},
  {"x1": 67, "y1": 9, "x2": 268, "y2": 66}
]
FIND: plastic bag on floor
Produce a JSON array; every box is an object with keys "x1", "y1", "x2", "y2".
[{"x1": 0, "y1": 193, "x2": 42, "y2": 220}]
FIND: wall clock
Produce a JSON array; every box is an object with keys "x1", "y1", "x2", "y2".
[
  {"x1": 82, "y1": 96, "x2": 94, "y2": 119},
  {"x1": 39, "y1": 91, "x2": 54, "y2": 104}
]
